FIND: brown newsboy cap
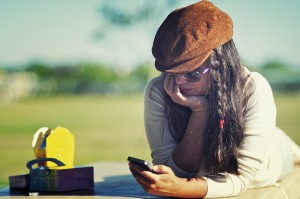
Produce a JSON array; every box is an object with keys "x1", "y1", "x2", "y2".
[{"x1": 152, "y1": 0, "x2": 233, "y2": 73}]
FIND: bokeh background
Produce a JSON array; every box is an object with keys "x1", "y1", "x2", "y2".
[{"x1": 1, "y1": 0, "x2": 300, "y2": 186}]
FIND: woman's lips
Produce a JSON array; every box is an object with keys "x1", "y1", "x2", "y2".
[{"x1": 180, "y1": 88, "x2": 192, "y2": 93}]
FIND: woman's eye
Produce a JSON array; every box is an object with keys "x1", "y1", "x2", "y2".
[{"x1": 190, "y1": 72, "x2": 201, "y2": 78}]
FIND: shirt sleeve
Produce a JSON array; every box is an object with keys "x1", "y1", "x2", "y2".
[
  {"x1": 205, "y1": 72, "x2": 278, "y2": 198},
  {"x1": 144, "y1": 76, "x2": 177, "y2": 165}
]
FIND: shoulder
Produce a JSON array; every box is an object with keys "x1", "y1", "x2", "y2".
[
  {"x1": 144, "y1": 75, "x2": 168, "y2": 117},
  {"x1": 247, "y1": 69, "x2": 273, "y2": 99},
  {"x1": 242, "y1": 67, "x2": 273, "y2": 101},
  {"x1": 243, "y1": 67, "x2": 276, "y2": 120},
  {"x1": 250, "y1": 72, "x2": 271, "y2": 90},
  {"x1": 144, "y1": 75, "x2": 165, "y2": 99},
  {"x1": 243, "y1": 67, "x2": 271, "y2": 91}
]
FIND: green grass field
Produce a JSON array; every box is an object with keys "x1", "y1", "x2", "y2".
[{"x1": 0, "y1": 93, "x2": 299, "y2": 186}]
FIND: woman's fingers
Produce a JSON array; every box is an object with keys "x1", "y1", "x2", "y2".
[
  {"x1": 130, "y1": 167, "x2": 152, "y2": 187},
  {"x1": 164, "y1": 76, "x2": 185, "y2": 101},
  {"x1": 163, "y1": 75, "x2": 175, "y2": 95},
  {"x1": 173, "y1": 83, "x2": 180, "y2": 95},
  {"x1": 163, "y1": 75, "x2": 207, "y2": 109},
  {"x1": 130, "y1": 164, "x2": 180, "y2": 197},
  {"x1": 152, "y1": 165, "x2": 174, "y2": 175},
  {"x1": 129, "y1": 163, "x2": 157, "y2": 183}
]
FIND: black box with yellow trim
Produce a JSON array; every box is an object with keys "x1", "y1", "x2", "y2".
[
  {"x1": 9, "y1": 127, "x2": 94, "y2": 193},
  {"x1": 9, "y1": 158, "x2": 94, "y2": 193},
  {"x1": 30, "y1": 166, "x2": 93, "y2": 192}
]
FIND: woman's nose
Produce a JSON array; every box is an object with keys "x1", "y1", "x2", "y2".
[{"x1": 175, "y1": 75, "x2": 187, "y2": 85}]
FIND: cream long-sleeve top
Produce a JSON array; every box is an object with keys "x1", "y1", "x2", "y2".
[{"x1": 144, "y1": 69, "x2": 294, "y2": 198}]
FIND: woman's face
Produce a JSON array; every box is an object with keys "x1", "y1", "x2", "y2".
[{"x1": 168, "y1": 65, "x2": 210, "y2": 97}]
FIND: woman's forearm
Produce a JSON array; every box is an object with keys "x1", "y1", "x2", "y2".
[
  {"x1": 175, "y1": 176, "x2": 208, "y2": 198},
  {"x1": 172, "y1": 108, "x2": 209, "y2": 172}
]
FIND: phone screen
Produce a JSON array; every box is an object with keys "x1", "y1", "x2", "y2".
[{"x1": 127, "y1": 156, "x2": 153, "y2": 172}]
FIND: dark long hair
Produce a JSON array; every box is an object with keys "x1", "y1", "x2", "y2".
[{"x1": 163, "y1": 39, "x2": 252, "y2": 175}]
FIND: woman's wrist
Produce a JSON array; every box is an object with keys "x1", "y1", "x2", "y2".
[
  {"x1": 190, "y1": 98, "x2": 208, "y2": 112},
  {"x1": 175, "y1": 177, "x2": 208, "y2": 198},
  {"x1": 191, "y1": 105, "x2": 209, "y2": 112}
]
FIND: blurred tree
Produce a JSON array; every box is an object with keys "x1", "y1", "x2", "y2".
[
  {"x1": 74, "y1": 64, "x2": 119, "y2": 93},
  {"x1": 24, "y1": 62, "x2": 151, "y2": 94},
  {"x1": 258, "y1": 61, "x2": 300, "y2": 92},
  {"x1": 26, "y1": 63, "x2": 53, "y2": 79},
  {"x1": 94, "y1": 0, "x2": 183, "y2": 39},
  {"x1": 77, "y1": 63, "x2": 118, "y2": 83},
  {"x1": 129, "y1": 64, "x2": 150, "y2": 85},
  {"x1": 260, "y1": 61, "x2": 289, "y2": 72}
]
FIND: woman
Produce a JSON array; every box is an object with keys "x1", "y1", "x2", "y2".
[{"x1": 129, "y1": 1, "x2": 300, "y2": 198}]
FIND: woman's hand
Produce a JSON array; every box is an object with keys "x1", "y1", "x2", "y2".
[
  {"x1": 129, "y1": 163, "x2": 208, "y2": 198},
  {"x1": 163, "y1": 75, "x2": 207, "y2": 111},
  {"x1": 129, "y1": 163, "x2": 182, "y2": 197}
]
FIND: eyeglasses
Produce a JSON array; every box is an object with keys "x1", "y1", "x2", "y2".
[{"x1": 166, "y1": 67, "x2": 209, "y2": 82}]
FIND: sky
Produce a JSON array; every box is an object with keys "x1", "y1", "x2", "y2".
[{"x1": 0, "y1": 0, "x2": 300, "y2": 71}]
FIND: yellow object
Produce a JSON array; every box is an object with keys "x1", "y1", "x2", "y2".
[
  {"x1": 32, "y1": 126, "x2": 75, "y2": 169},
  {"x1": 46, "y1": 127, "x2": 75, "y2": 168},
  {"x1": 32, "y1": 127, "x2": 52, "y2": 160}
]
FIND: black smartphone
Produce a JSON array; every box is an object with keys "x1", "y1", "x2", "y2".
[{"x1": 127, "y1": 156, "x2": 154, "y2": 172}]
